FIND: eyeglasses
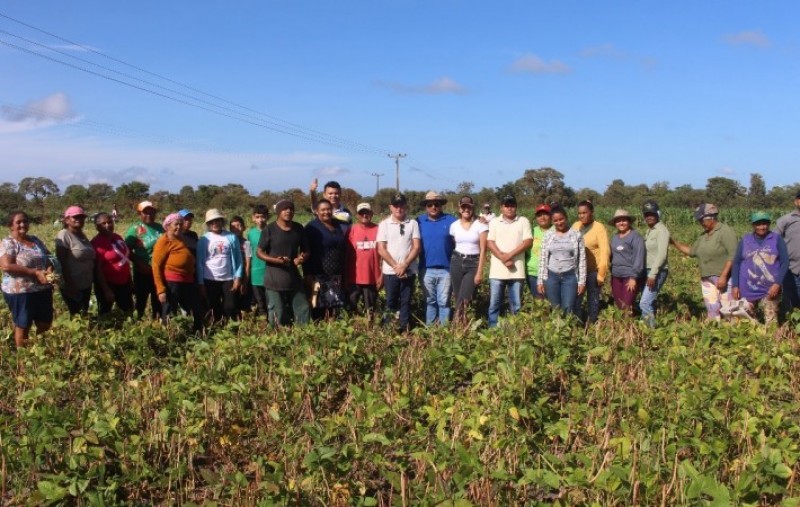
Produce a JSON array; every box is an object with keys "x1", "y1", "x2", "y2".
[{"x1": 399, "y1": 223, "x2": 405, "y2": 236}]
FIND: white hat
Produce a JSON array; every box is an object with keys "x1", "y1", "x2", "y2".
[
  {"x1": 204, "y1": 208, "x2": 225, "y2": 223},
  {"x1": 356, "y1": 203, "x2": 372, "y2": 213}
]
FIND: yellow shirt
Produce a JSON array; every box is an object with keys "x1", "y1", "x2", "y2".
[{"x1": 572, "y1": 221, "x2": 610, "y2": 282}]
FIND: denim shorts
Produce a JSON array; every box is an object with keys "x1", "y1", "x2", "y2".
[{"x1": 3, "y1": 289, "x2": 54, "y2": 328}]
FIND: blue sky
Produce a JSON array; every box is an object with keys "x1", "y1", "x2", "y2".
[{"x1": 1, "y1": 1, "x2": 798, "y2": 197}]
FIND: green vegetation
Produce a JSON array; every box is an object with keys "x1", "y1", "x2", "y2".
[{"x1": 2, "y1": 215, "x2": 799, "y2": 505}]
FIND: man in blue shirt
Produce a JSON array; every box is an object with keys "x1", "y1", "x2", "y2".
[{"x1": 417, "y1": 191, "x2": 457, "y2": 325}]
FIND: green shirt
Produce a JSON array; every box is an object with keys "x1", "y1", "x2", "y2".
[
  {"x1": 644, "y1": 222, "x2": 670, "y2": 275},
  {"x1": 525, "y1": 226, "x2": 550, "y2": 276},
  {"x1": 689, "y1": 222, "x2": 737, "y2": 278},
  {"x1": 124, "y1": 222, "x2": 164, "y2": 265},
  {"x1": 246, "y1": 226, "x2": 267, "y2": 286}
]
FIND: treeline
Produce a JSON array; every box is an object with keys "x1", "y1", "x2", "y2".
[{"x1": 2, "y1": 169, "x2": 798, "y2": 222}]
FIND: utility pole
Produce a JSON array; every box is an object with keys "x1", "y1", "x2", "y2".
[
  {"x1": 370, "y1": 172, "x2": 384, "y2": 196},
  {"x1": 387, "y1": 153, "x2": 406, "y2": 192}
]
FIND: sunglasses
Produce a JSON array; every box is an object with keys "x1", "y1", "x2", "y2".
[
  {"x1": 426, "y1": 202, "x2": 443, "y2": 208},
  {"x1": 399, "y1": 223, "x2": 405, "y2": 236}
]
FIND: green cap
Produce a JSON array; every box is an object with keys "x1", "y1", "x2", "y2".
[{"x1": 750, "y1": 211, "x2": 771, "y2": 224}]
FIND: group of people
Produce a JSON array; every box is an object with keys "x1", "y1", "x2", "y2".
[{"x1": 2, "y1": 182, "x2": 799, "y2": 346}]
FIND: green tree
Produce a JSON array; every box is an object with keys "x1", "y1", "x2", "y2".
[
  {"x1": 115, "y1": 181, "x2": 151, "y2": 211},
  {"x1": 18, "y1": 176, "x2": 60, "y2": 219},
  {"x1": 705, "y1": 177, "x2": 745, "y2": 207},
  {"x1": 0, "y1": 182, "x2": 25, "y2": 216},
  {"x1": 62, "y1": 184, "x2": 90, "y2": 207},
  {"x1": 513, "y1": 167, "x2": 575, "y2": 207},
  {"x1": 747, "y1": 173, "x2": 768, "y2": 208}
]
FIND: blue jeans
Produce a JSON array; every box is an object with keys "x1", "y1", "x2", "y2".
[
  {"x1": 526, "y1": 274, "x2": 545, "y2": 299},
  {"x1": 384, "y1": 274, "x2": 416, "y2": 331},
  {"x1": 574, "y1": 271, "x2": 600, "y2": 323},
  {"x1": 782, "y1": 272, "x2": 800, "y2": 319},
  {"x1": 639, "y1": 268, "x2": 668, "y2": 327},
  {"x1": 421, "y1": 267, "x2": 451, "y2": 325},
  {"x1": 544, "y1": 269, "x2": 578, "y2": 316},
  {"x1": 488, "y1": 278, "x2": 522, "y2": 327}
]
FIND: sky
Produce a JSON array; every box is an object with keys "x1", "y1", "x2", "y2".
[{"x1": 1, "y1": 1, "x2": 799, "y2": 198}]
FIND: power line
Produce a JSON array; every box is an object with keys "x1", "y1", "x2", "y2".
[{"x1": 0, "y1": 11, "x2": 392, "y2": 155}]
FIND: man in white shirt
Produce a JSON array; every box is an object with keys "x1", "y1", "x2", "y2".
[{"x1": 376, "y1": 193, "x2": 421, "y2": 331}]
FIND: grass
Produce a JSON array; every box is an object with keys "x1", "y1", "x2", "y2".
[{"x1": 1, "y1": 216, "x2": 799, "y2": 505}]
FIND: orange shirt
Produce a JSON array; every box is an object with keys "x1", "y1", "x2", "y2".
[{"x1": 152, "y1": 235, "x2": 196, "y2": 294}]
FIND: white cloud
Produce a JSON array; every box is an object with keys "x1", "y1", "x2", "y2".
[
  {"x1": 722, "y1": 30, "x2": 771, "y2": 48},
  {"x1": 0, "y1": 92, "x2": 80, "y2": 133},
  {"x1": 376, "y1": 76, "x2": 468, "y2": 95},
  {"x1": 717, "y1": 167, "x2": 736, "y2": 176},
  {"x1": 509, "y1": 54, "x2": 571, "y2": 74},
  {"x1": 316, "y1": 166, "x2": 350, "y2": 177}
]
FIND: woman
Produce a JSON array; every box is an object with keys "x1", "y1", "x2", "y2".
[
  {"x1": 608, "y1": 209, "x2": 645, "y2": 314},
  {"x1": 572, "y1": 200, "x2": 609, "y2": 323},
  {"x1": 525, "y1": 204, "x2": 552, "y2": 298},
  {"x1": 152, "y1": 212, "x2": 203, "y2": 330},
  {"x1": 125, "y1": 201, "x2": 164, "y2": 319},
  {"x1": 0, "y1": 211, "x2": 55, "y2": 347},
  {"x1": 731, "y1": 212, "x2": 788, "y2": 325},
  {"x1": 448, "y1": 195, "x2": 488, "y2": 324},
  {"x1": 230, "y1": 215, "x2": 252, "y2": 313},
  {"x1": 55, "y1": 205, "x2": 96, "y2": 315},
  {"x1": 639, "y1": 201, "x2": 670, "y2": 327},
  {"x1": 538, "y1": 207, "x2": 586, "y2": 315},
  {"x1": 91, "y1": 212, "x2": 134, "y2": 314},
  {"x1": 671, "y1": 203, "x2": 738, "y2": 320},
  {"x1": 196, "y1": 209, "x2": 243, "y2": 323},
  {"x1": 178, "y1": 209, "x2": 198, "y2": 257},
  {"x1": 305, "y1": 199, "x2": 349, "y2": 319}
]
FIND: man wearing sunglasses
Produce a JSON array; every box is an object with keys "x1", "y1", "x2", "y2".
[
  {"x1": 376, "y1": 193, "x2": 421, "y2": 332},
  {"x1": 417, "y1": 190, "x2": 456, "y2": 325}
]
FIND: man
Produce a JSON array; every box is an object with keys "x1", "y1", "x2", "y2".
[
  {"x1": 309, "y1": 178, "x2": 352, "y2": 223},
  {"x1": 486, "y1": 195, "x2": 533, "y2": 327},
  {"x1": 479, "y1": 203, "x2": 496, "y2": 223},
  {"x1": 125, "y1": 201, "x2": 164, "y2": 319},
  {"x1": 345, "y1": 203, "x2": 382, "y2": 318},
  {"x1": 256, "y1": 200, "x2": 310, "y2": 326},
  {"x1": 417, "y1": 190, "x2": 456, "y2": 325},
  {"x1": 376, "y1": 193, "x2": 421, "y2": 332},
  {"x1": 246, "y1": 204, "x2": 270, "y2": 317},
  {"x1": 776, "y1": 190, "x2": 800, "y2": 318},
  {"x1": 525, "y1": 204, "x2": 552, "y2": 298}
]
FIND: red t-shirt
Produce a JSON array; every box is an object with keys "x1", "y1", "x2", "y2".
[
  {"x1": 346, "y1": 223, "x2": 381, "y2": 285},
  {"x1": 91, "y1": 233, "x2": 132, "y2": 285}
]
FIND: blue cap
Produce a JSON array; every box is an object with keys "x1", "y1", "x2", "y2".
[{"x1": 178, "y1": 208, "x2": 194, "y2": 218}]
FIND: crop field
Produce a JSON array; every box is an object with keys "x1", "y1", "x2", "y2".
[{"x1": 1, "y1": 211, "x2": 799, "y2": 505}]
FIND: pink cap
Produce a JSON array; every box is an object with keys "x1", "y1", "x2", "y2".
[{"x1": 64, "y1": 205, "x2": 87, "y2": 218}]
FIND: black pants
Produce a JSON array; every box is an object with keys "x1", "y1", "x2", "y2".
[
  {"x1": 163, "y1": 281, "x2": 203, "y2": 331},
  {"x1": 61, "y1": 287, "x2": 92, "y2": 316},
  {"x1": 134, "y1": 270, "x2": 162, "y2": 319},
  {"x1": 251, "y1": 285, "x2": 268, "y2": 316},
  {"x1": 449, "y1": 253, "x2": 480, "y2": 316},
  {"x1": 349, "y1": 284, "x2": 378, "y2": 317},
  {"x1": 96, "y1": 282, "x2": 134, "y2": 314},
  {"x1": 204, "y1": 279, "x2": 240, "y2": 323}
]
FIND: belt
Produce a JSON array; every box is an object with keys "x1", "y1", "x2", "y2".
[{"x1": 454, "y1": 252, "x2": 479, "y2": 259}]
